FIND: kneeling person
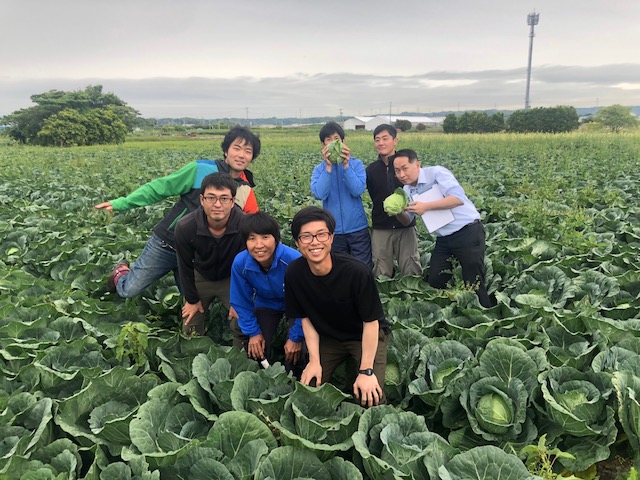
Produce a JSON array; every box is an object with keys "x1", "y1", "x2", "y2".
[
  {"x1": 393, "y1": 149, "x2": 493, "y2": 307},
  {"x1": 174, "y1": 173, "x2": 246, "y2": 337},
  {"x1": 285, "y1": 206, "x2": 389, "y2": 407},
  {"x1": 230, "y1": 212, "x2": 304, "y2": 372}
]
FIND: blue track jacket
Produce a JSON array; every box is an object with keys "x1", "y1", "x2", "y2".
[
  {"x1": 311, "y1": 158, "x2": 369, "y2": 235},
  {"x1": 230, "y1": 243, "x2": 304, "y2": 342}
]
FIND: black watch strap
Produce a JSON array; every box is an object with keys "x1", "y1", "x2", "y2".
[{"x1": 358, "y1": 368, "x2": 374, "y2": 376}]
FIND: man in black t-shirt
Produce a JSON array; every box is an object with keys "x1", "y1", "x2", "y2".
[{"x1": 284, "y1": 206, "x2": 389, "y2": 407}]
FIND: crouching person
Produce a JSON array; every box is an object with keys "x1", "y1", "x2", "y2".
[
  {"x1": 230, "y1": 212, "x2": 305, "y2": 375},
  {"x1": 174, "y1": 173, "x2": 245, "y2": 337},
  {"x1": 284, "y1": 206, "x2": 390, "y2": 407}
]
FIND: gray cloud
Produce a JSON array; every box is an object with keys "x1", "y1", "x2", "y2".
[{"x1": 1, "y1": 63, "x2": 639, "y2": 119}]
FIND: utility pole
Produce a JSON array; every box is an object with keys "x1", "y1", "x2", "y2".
[{"x1": 525, "y1": 11, "x2": 540, "y2": 110}]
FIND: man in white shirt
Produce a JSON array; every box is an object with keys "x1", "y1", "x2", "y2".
[{"x1": 393, "y1": 149, "x2": 494, "y2": 307}]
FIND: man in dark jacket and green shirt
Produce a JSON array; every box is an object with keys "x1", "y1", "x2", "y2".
[
  {"x1": 96, "y1": 126, "x2": 260, "y2": 298},
  {"x1": 174, "y1": 173, "x2": 246, "y2": 336}
]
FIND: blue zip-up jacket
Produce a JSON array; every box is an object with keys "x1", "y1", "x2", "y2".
[
  {"x1": 310, "y1": 157, "x2": 368, "y2": 235},
  {"x1": 230, "y1": 243, "x2": 304, "y2": 342}
]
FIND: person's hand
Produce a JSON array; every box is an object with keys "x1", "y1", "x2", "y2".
[
  {"x1": 300, "y1": 361, "x2": 322, "y2": 387},
  {"x1": 321, "y1": 144, "x2": 333, "y2": 170},
  {"x1": 405, "y1": 201, "x2": 429, "y2": 216},
  {"x1": 340, "y1": 143, "x2": 351, "y2": 168},
  {"x1": 247, "y1": 334, "x2": 266, "y2": 360},
  {"x1": 228, "y1": 306, "x2": 238, "y2": 320},
  {"x1": 284, "y1": 339, "x2": 302, "y2": 364},
  {"x1": 353, "y1": 373, "x2": 383, "y2": 407},
  {"x1": 94, "y1": 201, "x2": 113, "y2": 212},
  {"x1": 182, "y1": 301, "x2": 204, "y2": 325}
]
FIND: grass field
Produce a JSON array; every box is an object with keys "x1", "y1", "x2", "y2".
[{"x1": 0, "y1": 130, "x2": 639, "y2": 478}]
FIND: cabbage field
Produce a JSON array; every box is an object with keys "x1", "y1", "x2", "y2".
[{"x1": 0, "y1": 130, "x2": 639, "y2": 479}]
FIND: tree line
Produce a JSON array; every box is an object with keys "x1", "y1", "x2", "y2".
[
  {"x1": 441, "y1": 105, "x2": 638, "y2": 134},
  {"x1": 3, "y1": 85, "x2": 637, "y2": 146}
]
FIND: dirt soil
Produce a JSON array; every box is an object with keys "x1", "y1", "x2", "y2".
[{"x1": 596, "y1": 456, "x2": 633, "y2": 480}]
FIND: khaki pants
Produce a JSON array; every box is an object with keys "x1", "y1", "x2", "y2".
[{"x1": 371, "y1": 227, "x2": 422, "y2": 277}]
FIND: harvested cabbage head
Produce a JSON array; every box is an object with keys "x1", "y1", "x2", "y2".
[
  {"x1": 327, "y1": 139, "x2": 344, "y2": 163},
  {"x1": 383, "y1": 188, "x2": 409, "y2": 215}
]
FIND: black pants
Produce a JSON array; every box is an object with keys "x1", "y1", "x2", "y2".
[
  {"x1": 428, "y1": 220, "x2": 493, "y2": 307},
  {"x1": 233, "y1": 307, "x2": 305, "y2": 377}
]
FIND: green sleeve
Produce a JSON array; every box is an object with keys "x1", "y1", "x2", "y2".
[{"x1": 109, "y1": 161, "x2": 198, "y2": 211}]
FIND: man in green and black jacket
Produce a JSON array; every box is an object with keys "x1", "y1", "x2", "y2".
[{"x1": 95, "y1": 126, "x2": 260, "y2": 298}]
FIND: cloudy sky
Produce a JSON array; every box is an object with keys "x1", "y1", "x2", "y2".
[{"x1": 1, "y1": 0, "x2": 639, "y2": 118}]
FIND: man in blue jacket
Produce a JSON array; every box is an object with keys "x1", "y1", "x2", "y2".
[{"x1": 310, "y1": 122, "x2": 372, "y2": 268}]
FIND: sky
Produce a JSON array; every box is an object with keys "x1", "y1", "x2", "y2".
[{"x1": 1, "y1": 0, "x2": 639, "y2": 119}]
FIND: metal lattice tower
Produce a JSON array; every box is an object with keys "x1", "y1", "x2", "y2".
[{"x1": 525, "y1": 12, "x2": 540, "y2": 110}]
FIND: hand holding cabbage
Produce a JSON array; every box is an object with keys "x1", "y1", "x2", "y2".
[
  {"x1": 326, "y1": 139, "x2": 345, "y2": 164},
  {"x1": 383, "y1": 188, "x2": 409, "y2": 215}
]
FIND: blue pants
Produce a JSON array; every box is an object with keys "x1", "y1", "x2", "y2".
[
  {"x1": 332, "y1": 227, "x2": 373, "y2": 269},
  {"x1": 116, "y1": 233, "x2": 180, "y2": 298}
]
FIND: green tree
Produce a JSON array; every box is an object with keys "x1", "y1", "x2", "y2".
[
  {"x1": 507, "y1": 106, "x2": 578, "y2": 133},
  {"x1": 416, "y1": 123, "x2": 426, "y2": 131},
  {"x1": 488, "y1": 112, "x2": 505, "y2": 132},
  {"x1": 36, "y1": 109, "x2": 88, "y2": 147},
  {"x1": 83, "y1": 107, "x2": 127, "y2": 145},
  {"x1": 1, "y1": 85, "x2": 139, "y2": 145},
  {"x1": 442, "y1": 114, "x2": 458, "y2": 133},
  {"x1": 395, "y1": 119, "x2": 412, "y2": 132},
  {"x1": 593, "y1": 104, "x2": 639, "y2": 132},
  {"x1": 451, "y1": 111, "x2": 504, "y2": 134}
]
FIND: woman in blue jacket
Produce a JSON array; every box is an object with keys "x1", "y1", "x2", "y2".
[{"x1": 230, "y1": 212, "x2": 304, "y2": 372}]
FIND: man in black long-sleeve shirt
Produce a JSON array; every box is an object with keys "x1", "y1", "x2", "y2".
[
  {"x1": 174, "y1": 173, "x2": 246, "y2": 337},
  {"x1": 365, "y1": 124, "x2": 422, "y2": 277}
]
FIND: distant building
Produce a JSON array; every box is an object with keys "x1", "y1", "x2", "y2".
[
  {"x1": 343, "y1": 115, "x2": 445, "y2": 131},
  {"x1": 343, "y1": 116, "x2": 375, "y2": 130}
]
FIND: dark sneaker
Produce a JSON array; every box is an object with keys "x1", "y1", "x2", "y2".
[{"x1": 107, "y1": 260, "x2": 130, "y2": 292}]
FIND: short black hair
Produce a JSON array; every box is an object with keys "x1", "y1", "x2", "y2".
[
  {"x1": 291, "y1": 206, "x2": 336, "y2": 241},
  {"x1": 221, "y1": 126, "x2": 261, "y2": 160},
  {"x1": 373, "y1": 124, "x2": 397, "y2": 139},
  {"x1": 240, "y1": 211, "x2": 281, "y2": 244},
  {"x1": 394, "y1": 149, "x2": 418, "y2": 162},
  {"x1": 200, "y1": 172, "x2": 237, "y2": 197},
  {"x1": 319, "y1": 122, "x2": 345, "y2": 143}
]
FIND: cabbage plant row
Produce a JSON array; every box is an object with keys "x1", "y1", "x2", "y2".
[{"x1": 0, "y1": 132, "x2": 639, "y2": 479}]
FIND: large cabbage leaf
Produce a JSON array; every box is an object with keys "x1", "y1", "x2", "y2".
[
  {"x1": 408, "y1": 339, "x2": 474, "y2": 410},
  {"x1": 125, "y1": 382, "x2": 210, "y2": 469},
  {"x1": 230, "y1": 364, "x2": 295, "y2": 421},
  {"x1": 384, "y1": 328, "x2": 430, "y2": 407},
  {"x1": 439, "y1": 445, "x2": 541, "y2": 480},
  {"x1": 352, "y1": 405, "x2": 456, "y2": 479},
  {"x1": 275, "y1": 383, "x2": 363, "y2": 461},
  {"x1": 539, "y1": 366, "x2": 618, "y2": 471},
  {"x1": 56, "y1": 367, "x2": 161, "y2": 456}
]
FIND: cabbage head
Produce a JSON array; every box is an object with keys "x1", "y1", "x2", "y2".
[
  {"x1": 383, "y1": 188, "x2": 409, "y2": 215},
  {"x1": 326, "y1": 139, "x2": 344, "y2": 163},
  {"x1": 475, "y1": 391, "x2": 513, "y2": 435}
]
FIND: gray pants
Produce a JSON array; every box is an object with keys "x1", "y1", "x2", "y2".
[{"x1": 371, "y1": 227, "x2": 422, "y2": 277}]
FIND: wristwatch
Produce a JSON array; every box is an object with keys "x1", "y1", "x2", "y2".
[{"x1": 358, "y1": 368, "x2": 374, "y2": 376}]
